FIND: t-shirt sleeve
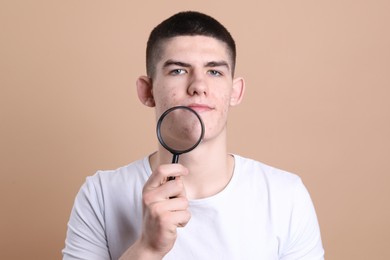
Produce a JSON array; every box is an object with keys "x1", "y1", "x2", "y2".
[
  {"x1": 280, "y1": 178, "x2": 325, "y2": 260},
  {"x1": 62, "y1": 174, "x2": 111, "y2": 260}
]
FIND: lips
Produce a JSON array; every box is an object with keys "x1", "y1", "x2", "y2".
[{"x1": 187, "y1": 103, "x2": 213, "y2": 113}]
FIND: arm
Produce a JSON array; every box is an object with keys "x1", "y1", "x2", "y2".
[
  {"x1": 280, "y1": 179, "x2": 325, "y2": 260},
  {"x1": 120, "y1": 163, "x2": 191, "y2": 260},
  {"x1": 62, "y1": 176, "x2": 111, "y2": 260}
]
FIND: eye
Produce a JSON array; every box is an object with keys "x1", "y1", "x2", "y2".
[
  {"x1": 170, "y1": 68, "x2": 187, "y2": 75},
  {"x1": 208, "y1": 70, "x2": 223, "y2": 76}
]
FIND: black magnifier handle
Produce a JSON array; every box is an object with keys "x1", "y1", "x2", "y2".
[
  {"x1": 167, "y1": 154, "x2": 180, "y2": 181},
  {"x1": 172, "y1": 154, "x2": 179, "y2": 164}
]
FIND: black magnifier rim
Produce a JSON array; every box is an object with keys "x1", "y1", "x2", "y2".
[{"x1": 156, "y1": 105, "x2": 205, "y2": 155}]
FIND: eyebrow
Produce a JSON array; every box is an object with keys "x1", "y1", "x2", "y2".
[
  {"x1": 163, "y1": 59, "x2": 230, "y2": 70},
  {"x1": 163, "y1": 60, "x2": 191, "y2": 68},
  {"x1": 205, "y1": 61, "x2": 230, "y2": 70}
]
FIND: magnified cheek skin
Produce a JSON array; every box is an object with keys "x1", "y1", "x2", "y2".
[{"x1": 158, "y1": 107, "x2": 204, "y2": 152}]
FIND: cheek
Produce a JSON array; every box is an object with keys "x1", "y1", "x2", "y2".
[
  {"x1": 217, "y1": 91, "x2": 232, "y2": 111},
  {"x1": 171, "y1": 92, "x2": 177, "y2": 100},
  {"x1": 154, "y1": 89, "x2": 180, "y2": 115},
  {"x1": 203, "y1": 94, "x2": 231, "y2": 136}
]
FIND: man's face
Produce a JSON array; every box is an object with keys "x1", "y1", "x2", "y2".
[{"x1": 151, "y1": 35, "x2": 242, "y2": 142}]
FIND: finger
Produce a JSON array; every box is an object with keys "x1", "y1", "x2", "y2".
[
  {"x1": 155, "y1": 196, "x2": 189, "y2": 212},
  {"x1": 145, "y1": 164, "x2": 188, "y2": 190},
  {"x1": 146, "y1": 198, "x2": 190, "y2": 227},
  {"x1": 170, "y1": 210, "x2": 191, "y2": 228},
  {"x1": 163, "y1": 177, "x2": 187, "y2": 199},
  {"x1": 157, "y1": 207, "x2": 191, "y2": 229},
  {"x1": 144, "y1": 178, "x2": 187, "y2": 203}
]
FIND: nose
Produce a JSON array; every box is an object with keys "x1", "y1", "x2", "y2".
[{"x1": 187, "y1": 71, "x2": 208, "y2": 96}]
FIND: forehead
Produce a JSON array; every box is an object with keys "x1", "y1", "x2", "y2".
[{"x1": 157, "y1": 35, "x2": 231, "y2": 65}]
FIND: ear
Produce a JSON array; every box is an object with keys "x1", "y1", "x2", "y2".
[
  {"x1": 230, "y1": 77, "x2": 245, "y2": 106},
  {"x1": 136, "y1": 76, "x2": 155, "y2": 107}
]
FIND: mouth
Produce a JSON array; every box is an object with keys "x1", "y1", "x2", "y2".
[{"x1": 187, "y1": 103, "x2": 213, "y2": 113}]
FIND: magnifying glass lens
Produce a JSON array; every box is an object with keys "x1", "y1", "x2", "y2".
[
  {"x1": 157, "y1": 106, "x2": 205, "y2": 164},
  {"x1": 159, "y1": 107, "x2": 203, "y2": 151}
]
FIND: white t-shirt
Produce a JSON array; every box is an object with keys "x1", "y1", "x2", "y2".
[{"x1": 63, "y1": 154, "x2": 324, "y2": 260}]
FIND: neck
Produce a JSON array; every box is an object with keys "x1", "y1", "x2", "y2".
[{"x1": 149, "y1": 129, "x2": 234, "y2": 199}]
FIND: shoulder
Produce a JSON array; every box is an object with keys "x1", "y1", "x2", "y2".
[
  {"x1": 76, "y1": 156, "x2": 151, "y2": 206},
  {"x1": 233, "y1": 155, "x2": 324, "y2": 258},
  {"x1": 233, "y1": 154, "x2": 302, "y2": 191},
  {"x1": 85, "y1": 156, "x2": 150, "y2": 188},
  {"x1": 63, "y1": 157, "x2": 150, "y2": 259},
  {"x1": 232, "y1": 154, "x2": 311, "y2": 215}
]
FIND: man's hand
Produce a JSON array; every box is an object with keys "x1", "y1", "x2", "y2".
[{"x1": 120, "y1": 164, "x2": 191, "y2": 260}]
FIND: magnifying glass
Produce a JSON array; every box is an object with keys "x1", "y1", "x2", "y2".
[{"x1": 156, "y1": 105, "x2": 205, "y2": 179}]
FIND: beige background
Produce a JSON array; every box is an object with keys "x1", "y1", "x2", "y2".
[{"x1": 1, "y1": 1, "x2": 389, "y2": 259}]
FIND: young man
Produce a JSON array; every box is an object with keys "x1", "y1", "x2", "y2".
[{"x1": 63, "y1": 11, "x2": 324, "y2": 260}]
